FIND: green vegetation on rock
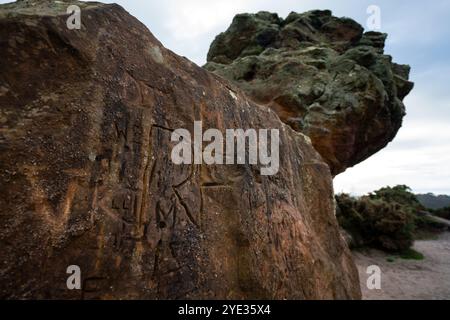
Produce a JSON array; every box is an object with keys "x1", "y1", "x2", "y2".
[{"x1": 205, "y1": 10, "x2": 414, "y2": 176}]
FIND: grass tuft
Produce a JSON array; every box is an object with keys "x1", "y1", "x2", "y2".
[{"x1": 399, "y1": 248, "x2": 424, "y2": 260}]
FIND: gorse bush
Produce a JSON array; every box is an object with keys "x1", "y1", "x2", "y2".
[
  {"x1": 433, "y1": 206, "x2": 450, "y2": 220},
  {"x1": 368, "y1": 185, "x2": 424, "y2": 212},
  {"x1": 337, "y1": 185, "x2": 448, "y2": 252},
  {"x1": 336, "y1": 193, "x2": 415, "y2": 252}
]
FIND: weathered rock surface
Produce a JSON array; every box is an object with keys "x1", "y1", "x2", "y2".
[
  {"x1": 0, "y1": 1, "x2": 360, "y2": 299},
  {"x1": 205, "y1": 10, "x2": 414, "y2": 175}
]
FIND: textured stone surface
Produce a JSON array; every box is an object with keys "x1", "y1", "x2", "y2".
[
  {"x1": 205, "y1": 10, "x2": 414, "y2": 175},
  {"x1": 0, "y1": 1, "x2": 360, "y2": 299}
]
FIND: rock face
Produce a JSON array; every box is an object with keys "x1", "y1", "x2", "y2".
[
  {"x1": 0, "y1": 1, "x2": 360, "y2": 299},
  {"x1": 205, "y1": 10, "x2": 414, "y2": 175}
]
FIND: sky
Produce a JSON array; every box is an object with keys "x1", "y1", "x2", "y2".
[{"x1": 2, "y1": 0, "x2": 449, "y2": 195}]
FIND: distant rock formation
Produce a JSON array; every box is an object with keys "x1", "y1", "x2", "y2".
[
  {"x1": 0, "y1": 1, "x2": 360, "y2": 299},
  {"x1": 205, "y1": 10, "x2": 414, "y2": 175}
]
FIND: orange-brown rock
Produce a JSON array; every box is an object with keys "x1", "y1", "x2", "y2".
[{"x1": 0, "y1": 1, "x2": 360, "y2": 299}]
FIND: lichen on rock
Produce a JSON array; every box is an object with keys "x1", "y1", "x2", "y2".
[{"x1": 205, "y1": 10, "x2": 414, "y2": 175}]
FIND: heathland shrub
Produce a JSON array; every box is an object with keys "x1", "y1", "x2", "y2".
[
  {"x1": 368, "y1": 185, "x2": 424, "y2": 212},
  {"x1": 337, "y1": 185, "x2": 449, "y2": 252},
  {"x1": 433, "y1": 206, "x2": 450, "y2": 220},
  {"x1": 336, "y1": 193, "x2": 415, "y2": 252}
]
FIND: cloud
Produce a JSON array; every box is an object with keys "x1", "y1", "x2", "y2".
[
  {"x1": 102, "y1": 0, "x2": 371, "y2": 65},
  {"x1": 334, "y1": 117, "x2": 450, "y2": 195}
]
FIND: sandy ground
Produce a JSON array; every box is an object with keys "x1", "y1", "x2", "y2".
[{"x1": 353, "y1": 232, "x2": 450, "y2": 300}]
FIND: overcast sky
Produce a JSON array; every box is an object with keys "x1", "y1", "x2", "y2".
[{"x1": 3, "y1": 0, "x2": 449, "y2": 195}]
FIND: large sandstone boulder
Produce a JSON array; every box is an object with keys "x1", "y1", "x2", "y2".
[
  {"x1": 205, "y1": 10, "x2": 414, "y2": 175},
  {"x1": 0, "y1": 1, "x2": 360, "y2": 299}
]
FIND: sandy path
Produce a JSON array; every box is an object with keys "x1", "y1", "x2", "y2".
[{"x1": 353, "y1": 232, "x2": 450, "y2": 300}]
